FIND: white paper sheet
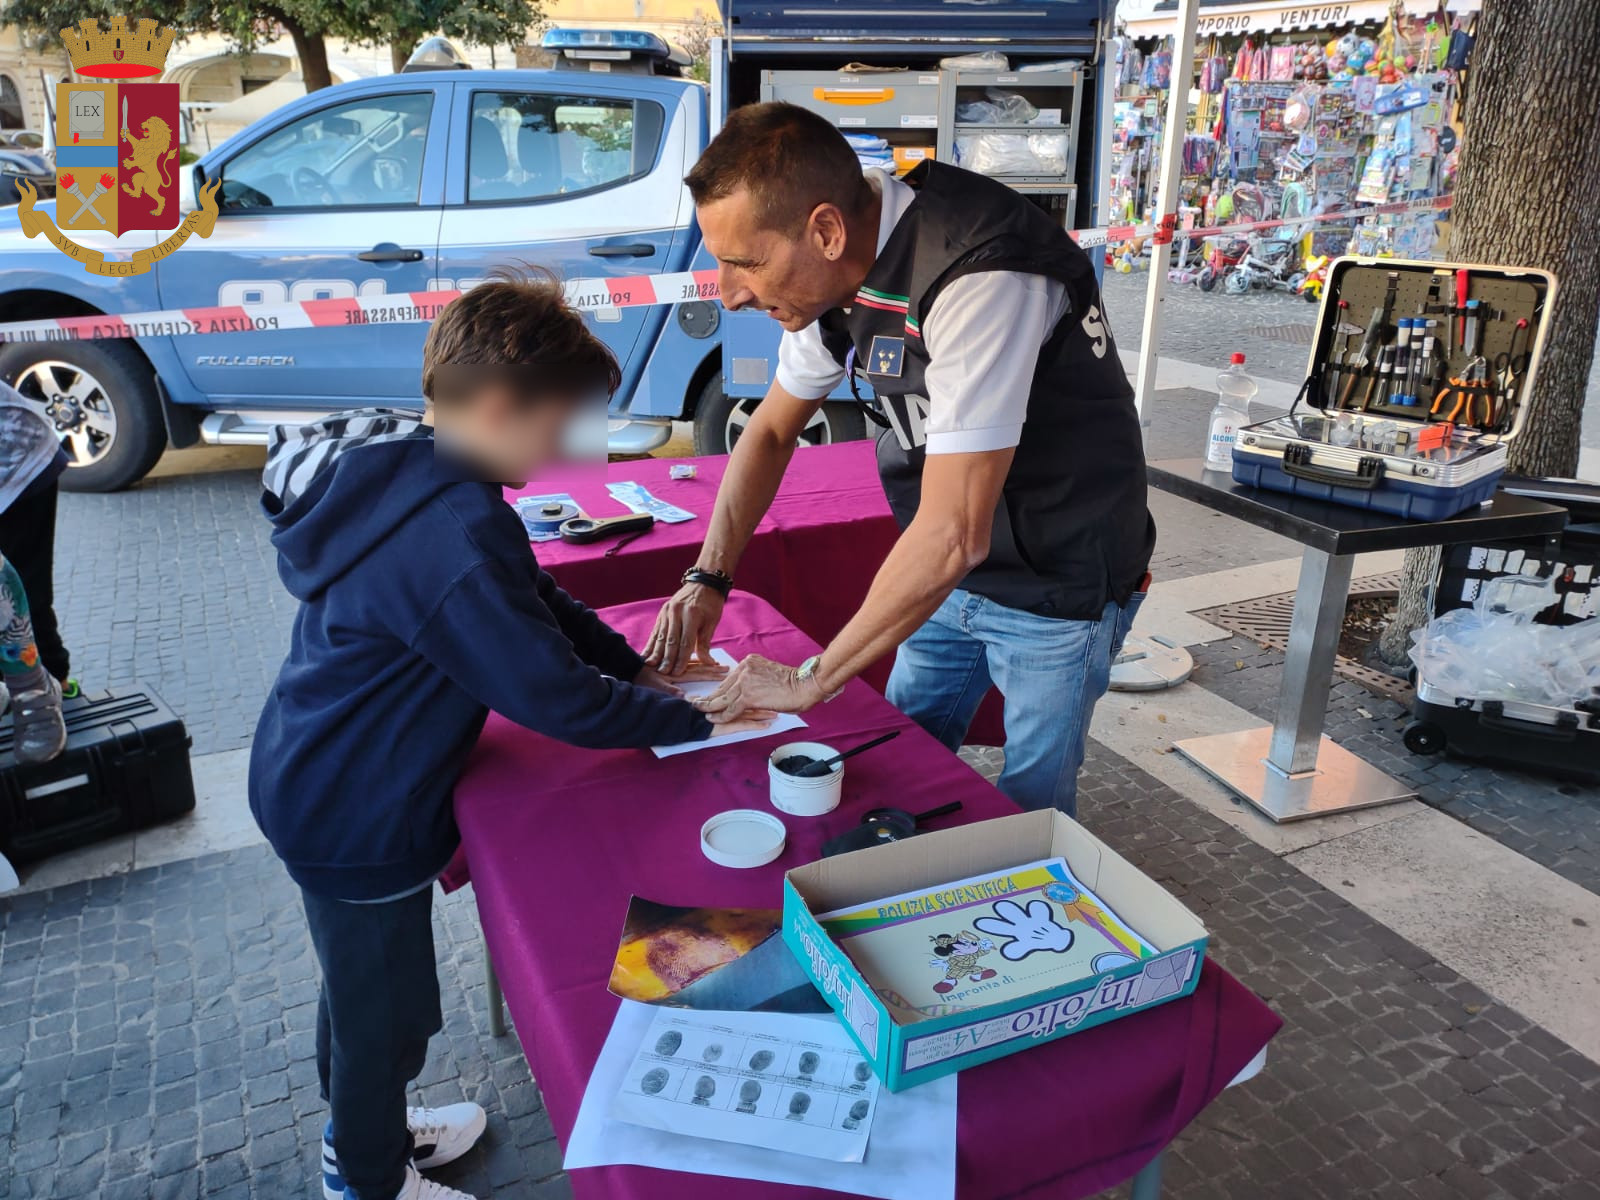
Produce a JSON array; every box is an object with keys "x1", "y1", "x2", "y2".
[
  {"x1": 651, "y1": 649, "x2": 806, "y2": 758},
  {"x1": 567, "y1": 1000, "x2": 957, "y2": 1200},
  {"x1": 612, "y1": 1008, "x2": 881, "y2": 1163}
]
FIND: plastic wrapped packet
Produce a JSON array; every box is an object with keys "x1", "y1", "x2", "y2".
[
  {"x1": 940, "y1": 51, "x2": 1008, "y2": 71},
  {"x1": 954, "y1": 131, "x2": 1068, "y2": 177},
  {"x1": 956, "y1": 89, "x2": 1039, "y2": 125},
  {"x1": 1019, "y1": 58, "x2": 1083, "y2": 73},
  {"x1": 1409, "y1": 573, "x2": 1600, "y2": 708}
]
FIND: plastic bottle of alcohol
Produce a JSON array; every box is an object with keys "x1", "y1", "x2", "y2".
[{"x1": 1204, "y1": 352, "x2": 1259, "y2": 470}]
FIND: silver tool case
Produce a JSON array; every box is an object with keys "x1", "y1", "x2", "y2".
[{"x1": 1231, "y1": 257, "x2": 1556, "y2": 521}]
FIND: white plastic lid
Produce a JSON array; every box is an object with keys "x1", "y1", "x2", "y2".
[{"x1": 700, "y1": 809, "x2": 787, "y2": 869}]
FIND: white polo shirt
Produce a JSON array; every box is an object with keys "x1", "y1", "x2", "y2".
[{"x1": 774, "y1": 170, "x2": 1069, "y2": 456}]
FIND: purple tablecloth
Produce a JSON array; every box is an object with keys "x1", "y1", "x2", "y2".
[{"x1": 453, "y1": 593, "x2": 1281, "y2": 1200}]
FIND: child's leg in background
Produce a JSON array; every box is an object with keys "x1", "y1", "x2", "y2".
[
  {"x1": 0, "y1": 478, "x2": 69, "y2": 683},
  {"x1": 303, "y1": 885, "x2": 443, "y2": 1200},
  {"x1": 0, "y1": 553, "x2": 44, "y2": 685},
  {"x1": 0, "y1": 551, "x2": 66, "y2": 764}
]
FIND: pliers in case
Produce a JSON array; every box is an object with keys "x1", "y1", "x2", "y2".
[{"x1": 1431, "y1": 358, "x2": 1495, "y2": 428}]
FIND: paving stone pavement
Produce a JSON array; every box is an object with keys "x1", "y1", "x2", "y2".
[
  {"x1": 55, "y1": 470, "x2": 297, "y2": 758},
  {"x1": 1189, "y1": 635, "x2": 1600, "y2": 899},
  {"x1": 3, "y1": 743, "x2": 1598, "y2": 1200}
]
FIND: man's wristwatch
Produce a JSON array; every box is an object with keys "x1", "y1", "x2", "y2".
[
  {"x1": 796, "y1": 654, "x2": 843, "y2": 703},
  {"x1": 682, "y1": 567, "x2": 733, "y2": 598}
]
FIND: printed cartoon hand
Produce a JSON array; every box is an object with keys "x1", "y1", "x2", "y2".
[{"x1": 973, "y1": 900, "x2": 1075, "y2": 961}]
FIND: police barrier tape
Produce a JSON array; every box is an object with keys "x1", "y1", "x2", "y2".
[{"x1": 0, "y1": 196, "x2": 1451, "y2": 344}]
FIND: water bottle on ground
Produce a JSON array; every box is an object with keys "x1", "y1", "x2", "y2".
[{"x1": 1204, "y1": 352, "x2": 1258, "y2": 470}]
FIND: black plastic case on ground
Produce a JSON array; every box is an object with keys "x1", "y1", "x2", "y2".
[
  {"x1": 1405, "y1": 477, "x2": 1600, "y2": 782},
  {"x1": 0, "y1": 687, "x2": 195, "y2": 864}
]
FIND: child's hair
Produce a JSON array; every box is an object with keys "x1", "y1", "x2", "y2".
[{"x1": 422, "y1": 266, "x2": 622, "y2": 405}]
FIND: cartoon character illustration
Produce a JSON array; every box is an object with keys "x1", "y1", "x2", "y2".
[
  {"x1": 120, "y1": 115, "x2": 175, "y2": 218},
  {"x1": 691, "y1": 1075, "x2": 716, "y2": 1105},
  {"x1": 928, "y1": 930, "x2": 998, "y2": 995},
  {"x1": 973, "y1": 899, "x2": 1075, "y2": 961},
  {"x1": 842, "y1": 1099, "x2": 870, "y2": 1131},
  {"x1": 1041, "y1": 881, "x2": 1146, "y2": 959},
  {"x1": 736, "y1": 1080, "x2": 761, "y2": 1114}
]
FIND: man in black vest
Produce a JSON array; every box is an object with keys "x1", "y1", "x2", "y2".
[{"x1": 646, "y1": 102, "x2": 1155, "y2": 816}]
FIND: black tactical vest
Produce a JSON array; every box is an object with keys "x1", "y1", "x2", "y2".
[{"x1": 820, "y1": 161, "x2": 1155, "y2": 619}]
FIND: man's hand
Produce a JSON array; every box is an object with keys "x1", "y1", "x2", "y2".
[
  {"x1": 644, "y1": 583, "x2": 726, "y2": 675},
  {"x1": 634, "y1": 660, "x2": 730, "y2": 698},
  {"x1": 693, "y1": 655, "x2": 820, "y2": 720}
]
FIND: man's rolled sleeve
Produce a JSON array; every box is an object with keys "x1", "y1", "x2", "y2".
[{"x1": 921, "y1": 272, "x2": 1068, "y2": 456}]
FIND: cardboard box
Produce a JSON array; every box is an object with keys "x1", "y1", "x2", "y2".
[{"x1": 783, "y1": 809, "x2": 1209, "y2": 1091}]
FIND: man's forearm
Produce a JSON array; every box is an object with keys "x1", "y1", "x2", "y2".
[
  {"x1": 809, "y1": 517, "x2": 976, "y2": 694},
  {"x1": 696, "y1": 396, "x2": 809, "y2": 576}
]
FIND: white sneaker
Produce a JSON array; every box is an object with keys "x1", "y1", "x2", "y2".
[
  {"x1": 391, "y1": 1163, "x2": 478, "y2": 1200},
  {"x1": 322, "y1": 1103, "x2": 488, "y2": 1200}
]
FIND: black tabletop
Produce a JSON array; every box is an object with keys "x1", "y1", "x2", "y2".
[{"x1": 1149, "y1": 459, "x2": 1567, "y2": 556}]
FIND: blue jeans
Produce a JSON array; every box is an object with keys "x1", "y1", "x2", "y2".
[{"x1": 887, "y1": 588, "x2": 1145, "y2": 817}]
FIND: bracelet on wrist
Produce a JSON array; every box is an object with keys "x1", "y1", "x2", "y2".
[{"x1": 682, "y1": 567, "x2": 733, "y2": 598}]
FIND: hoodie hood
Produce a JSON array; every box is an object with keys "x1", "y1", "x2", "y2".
[{"x1": 261, "y1": 408, "x2": 436, "y2": 600}]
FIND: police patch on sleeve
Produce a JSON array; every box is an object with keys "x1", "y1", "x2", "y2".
[{"x1": 867, "y1": 335, "x2": 905, "y2": 378}]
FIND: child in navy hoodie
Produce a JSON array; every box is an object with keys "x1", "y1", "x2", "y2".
[{"x1": 250, "y1": 273, "x2": 748, "y2": 1200}]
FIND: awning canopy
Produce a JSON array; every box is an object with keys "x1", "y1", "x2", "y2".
[{"x1": 1124, "y1": 0, "x2": 1479, "y2": 38}]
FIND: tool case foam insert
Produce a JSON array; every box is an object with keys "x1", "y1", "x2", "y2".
[{"x1": 1232, "y1": 257, "x2": 1556, "y2": 520}]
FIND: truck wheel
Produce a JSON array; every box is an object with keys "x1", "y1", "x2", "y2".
[
  {"x1": 692, "y1": 381, "x2": 867, "y2": 456},
  {"x1": 0, "y1": 340, "x2": 166, "y2": 492}
]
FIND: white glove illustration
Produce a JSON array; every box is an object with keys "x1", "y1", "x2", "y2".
[{"x1": 973, "y1": 900, "x2": 1075, "y2": 961}]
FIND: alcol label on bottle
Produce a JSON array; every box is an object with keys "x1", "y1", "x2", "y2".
[{"x1": 1205, "y1": 352, "x2": 1259, "y2": 470}]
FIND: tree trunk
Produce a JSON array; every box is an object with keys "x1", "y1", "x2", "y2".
[
  {"x1": 1378, "y1": 0, "x2": 1600, "y2": 667},
  {"x1": 391, "y1": 41, "x2": 413, "y2": 74},
  {"x1": 281, "y1": 15, "x2": 334, "y2": 92}
]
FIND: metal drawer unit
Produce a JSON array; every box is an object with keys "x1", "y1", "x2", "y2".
[
  {"x1": 759, "y1": 69, "x2": 943, "y2": 132},
  {"x1": 937, "y1": 65, "x2": 1084, "y2": 226}
]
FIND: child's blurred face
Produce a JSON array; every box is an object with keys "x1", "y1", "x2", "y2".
[{"x1": 438, "y1": 383, "x2": 602, "y2": 483}]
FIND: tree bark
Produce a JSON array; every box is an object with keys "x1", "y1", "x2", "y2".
[
  {"x1": 391, "y1": 41, "x2": 413, "y2": 74},
  {"x1": 1378, "y1": 0, "x2": 1600, "y2": 667},
  {"x1": 280, "y1": 14, "x2": 334, "y2": 93}
]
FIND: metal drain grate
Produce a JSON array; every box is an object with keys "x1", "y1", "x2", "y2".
[
  {"x1": 1241, "y1": 322, "x2": 1316, "y2": 344},
  {"x1": 1193, "y1": 571, "x2": 1413, "y2": 703}
]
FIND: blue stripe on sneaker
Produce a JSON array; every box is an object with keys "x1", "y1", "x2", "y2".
[{"x1": 322, "y1": 1123, "x2": 347, "y2": 1200}]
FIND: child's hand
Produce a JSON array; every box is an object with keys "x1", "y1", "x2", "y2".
[
  {"x1": 634, "y1": 665, "x2": 686, "y2": 697},
  {"x1": 707, "y1": 709, "x2": 777, "y2": 738},
  {"x1": 661, "y1": 657, "x2": 730, "y2": 684}
]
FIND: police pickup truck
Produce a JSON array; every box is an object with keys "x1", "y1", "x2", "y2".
[{"x1": 0, "y1": 2, "x2": 1113, "y2": 490}]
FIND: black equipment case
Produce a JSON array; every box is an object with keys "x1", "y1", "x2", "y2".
[
  {"x1": 1404, "y1": 477, "x2": 1600, "y2": 782},
  {"x1": 0, "y1": 687, "x2": 195, "y2": 864},
  {"x1": 1233, "y1": 258, "x2": 1557, "y2": 520}
]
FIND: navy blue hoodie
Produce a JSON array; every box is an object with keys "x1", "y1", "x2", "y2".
[{"x1": 249, "y1": 411, "x2": 711, "y2": 900}]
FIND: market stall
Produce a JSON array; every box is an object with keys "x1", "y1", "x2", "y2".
[{"x1": 1109, "y1": 0, "x2": 1477, "y2": 289}]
